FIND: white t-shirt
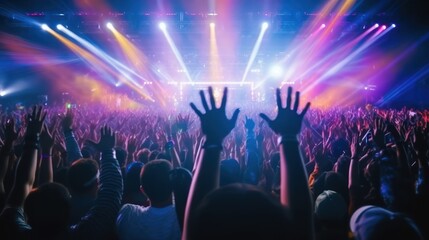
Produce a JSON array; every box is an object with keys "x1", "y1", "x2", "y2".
[{"x1": 116, "y1": 204, "x2": 181, "y2": 240}]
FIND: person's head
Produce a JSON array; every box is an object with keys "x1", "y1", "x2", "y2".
[
  {"x1": 124, "y1": 162, "x2": 144, "y2": 194},
  {"x1": 114, "y1": 147, "x2": 128, "y2": 168},
  {"x1": 350, "y1": 206, "x2": 423, "y2": 240},
  {"x1": 24, "y1": 183, "x2": 71, "y2": 238},
  {"x1": 314, "y1": 190, "x2": 348, "y2": 240},
  {"x1": 140, "y1": 159, "x2": 173, "y2": 205},
  {"x1": 136, "y1": 148, "x2": 150, "y2": 164},
  {"x1": 333, "y1": 155, "x2": 350, "y2": 180},
  {"x1": 189, "y1": 183, "x2": 296, "y2": 240},
  {"x1": 67, "y1": 158, "x2": 99, "y2": 197},
  {"x1": 149, "y1": 150, "x2": 159, "y2": 162}
]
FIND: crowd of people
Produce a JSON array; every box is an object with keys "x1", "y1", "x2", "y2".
[{"x1": 0, "y1": 86, "x2": 428, "y2": 240}]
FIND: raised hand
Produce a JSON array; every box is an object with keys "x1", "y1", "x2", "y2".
[
  {"x1": 61, "y1": 108, "x2": 74, "y2": 131},
  {"x1": 190, "y1": 87, "x2": 240, "y2": 145},
  {"x1": 244, "y1": 116, "x2": 255, "y2": 130},
  {"x1": 40, "y1": 123, "x2": 56, "y2": 152},
  {"x1": 126, "y1": 135, "x2": 138, "y2": 154},
  {"x1": 25, "y1": 106, "x2": 46, "y2": 141},
  {"x1": 96, "y1": 126, "x2": 116, "y2": 152},
  {"x1": 350, "y1": 135, "x2": 362, "y2": 159},
  {"x1": 259, "y1": 87, "x2": 310, "y2": 137},
  {"x1": 3, "y1": 118, "x2": 19, "y2": 143},
  {"x1": 372, "y1": 117, "x2": 387, "y2": 148}
]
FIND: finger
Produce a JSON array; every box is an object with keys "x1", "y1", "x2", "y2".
[
  {"x1": 31, "y1": 106, "x2": 36, "y2": 120},
  {"x1": 276, "y1": 88, "x2": 282, "y2": 109},
  {"x1": 293, "y1": 91, "x2": 300, "y2": 111},
  {"x1": 36, "y1": 106, "x2": 43, "y2": 121},
  {"x1": 40, "y1": 111, "x2": 47, "y2": 123},
  {"x1": 230, "y1": 108, "x2": 240, "y2": 126},
  {"x1": 286, "y1": 87, "x2": 292, "y2": 109},
  {"x1": 208, "y1": 87, "x2": 216, "y2": 109},
  {"x1": 199, "y1": 90, "x2": 209, "y2": 112},
  {"x1": 259, "y1": 113, "x2": 272, "y2": 124},
  {"x1": 300, "y1": 102, "x2": 311, "y2": 117},
  {"x1": 190, "y1": 103, "x2": 203, "y2": 118},
  {"x1": 220, "y1": 87, "x2": 227, "y2": 110}
]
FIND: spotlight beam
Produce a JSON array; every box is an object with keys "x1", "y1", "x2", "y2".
[
  {"x1": 48, "y1": 26, "x2": 153, "y2": 100},
  {"x1": 241, "y1": 23, "x2": 269, "y2": 83},
  {"x1": 303, "y1": 25, "x2": 394, "y2": 94},
  {"x1": 160, "y1": 27, "x2": 193, "y2": 82},
  {"x1": 58, "y1": 25, "x2": 149, "y2": 88}
]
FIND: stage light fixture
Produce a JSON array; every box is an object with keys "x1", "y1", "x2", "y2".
[
  {"x1": 159, "y1": 22, "x2": 166, "y2": 30},
  {"x1": 262, "y1": 22, "x2": 269, "y2": 29},
  {"x1": 106, "y1": 22, "x2": 114, "y2": 30},
  {"x1": 56, "y1": 24, "x2": 65, "y2": 31},
  {"x1": 0, "y1": 91, "x2": 5, "y2": 97},
  {"x1": 41, "y1": 24, "x2": 49, "y2": 31},
  {"x1": 210, "y1": 22, "x2": 215, "y2": 28},
  {"x1": 391, "y1": 23, "x2": 396, "y2": 28},
  {"x1": 321, "y1": 24, "x2": 326, "y2": 28},
  {"x1": 381, "y1": 25, "x2": 387, "y2": 30},
  {"x1": 374, "y1": 23, "x2": 379, "y2": 28},
  {"x1": 269, "y1": 65, "x2": 283, "y2": 78}
]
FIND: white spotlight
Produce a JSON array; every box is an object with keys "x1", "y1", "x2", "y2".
[
  {"x1": 374, "y1": 23, "x2": 379, "y2": 28},
  {"x1": 56, "y1": 24, "x2": 65, "y2": 31},
  {"x1": 41, "y1": 24, "x2": 49, "y2": 31},
  {"x1": 269, "y1": 65, "x2": 283, "y2": 78},
  {"x1": 106, "y1": 22, "x2": 114, "y2": 30},
  {"x1": 210, "y1": 22, "x2": 215, "y2": 28},
  {"x1": 262, "y1": 22, "x2": 269, "y2": 29},
  {"x1": 159, "y1": 22, "x2": 166, "y2": 30},
  {"x1": 391, "y1": 23, "x2": 396, "y2": 28},
  {"x1": 321, "y1": 24, "x2": 326, "y2": 28}
]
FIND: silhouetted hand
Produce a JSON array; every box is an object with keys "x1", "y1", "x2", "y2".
[
  {"x1": 61, "y1": 108, "x2": 74, "y2": 131},
  {"x1": 373, "y1": 117, "x2": 387, "y2": 148},
  {"x1": 244, "y1": 116, "x2": 255, "y2": 130},
  {"x1": 97, "y1": 126, "x2": 116, "y2": 151},
  {"x1": 3, "y1": 118, "x2": 19, "y2": 143},
  {"x1": 350, "y1": 135, "x2": 362, "y2": 158},
  {"x1": 259, "y1": 87, "x2": 310, "y2": 137},
  {"x1": 190, "y1": 87, "x2": 240, "y2": 145},
  {"x1": 25, "y1": 106, "x2": 46, "y2": 141},
  {"x1": 40, "y1": 123, "x2": 55, "y2": 152}
]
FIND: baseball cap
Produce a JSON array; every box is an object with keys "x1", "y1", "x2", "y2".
[{"x1": 350, "y1": 205, "x2": 423, "y2": 240}]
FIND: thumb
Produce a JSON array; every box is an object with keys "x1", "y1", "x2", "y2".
[
  {"x1": 230, "y1": 108, "x2": 240, "y2": 126},
  {"x1": 259, "y1": 113, "x2": 272, "y2": 124}
]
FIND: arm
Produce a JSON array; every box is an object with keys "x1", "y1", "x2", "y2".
[
  {"x1": 61, "y1": 109, "x2": 83, "y2": 164},
  {"x1": 414, "y1": 127, "x2": 429, "y2": 197},
  {"x1": 0, "y1": 119, "x2": 19, "y2": 208},
  {"x1": 38, "y1": 124, "x2": 55, "y2": 185},
  {"x1": 71, "y1": 126, "x2": 123, "y2": 239},
  {"x1": 348, "y1": 136, "x2": 363, "y2": 214},
  {"x1": 6, "y1": 106, "x2": 45, "y2": 208},
  {"x1": 166, "y1": 141, "x2": 181, "y2": 168},
  {"x1": 260, "y1": 87, "x2": 313, "y2": 240},
  {"x1": 183, "y1": 87, "x2": 239, "y2": 240}
]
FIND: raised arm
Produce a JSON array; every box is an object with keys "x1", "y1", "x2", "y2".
[
  {"x1": 71, "y1": 126, "x2": 123, "y2": 239},
  {"x1": 38, "y1": 124, "x2": 55, "y2": 185},
  {"x1": 260, "y1": 87, "x2": 313, "y2": 240},
  {"x1": 6, "y1": 106, "x2": 46, "y2": 208},
  {"x1": 183, "y1": 87, "x2": 239, "y2": 240},
  {"x1": 61, "y1": 109, "x2": 83, "y2": 164},
  {"x1": 0, "y1": 119, "x2": 19, "y2": 208}
]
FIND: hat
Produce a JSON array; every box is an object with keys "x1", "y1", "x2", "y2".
[
  {"x1": 350, "y1": 206, "x2": 423, "y2": 240},
  {"x1": 314, "y1": 190, "x2": 347, "y2": 221}
]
